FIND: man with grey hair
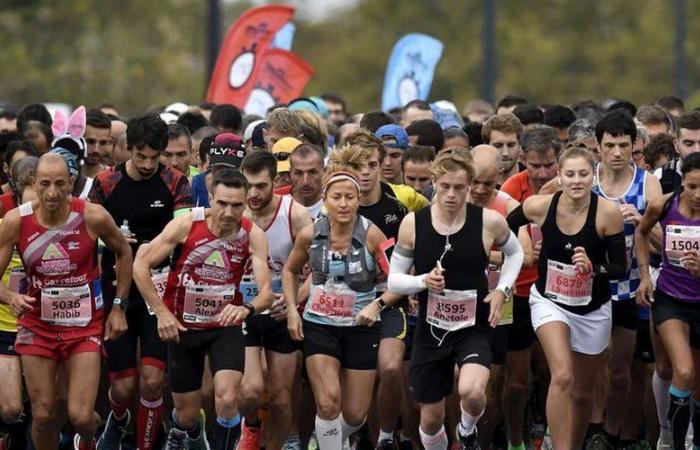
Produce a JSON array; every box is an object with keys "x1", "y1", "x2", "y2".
[
  {"x1": 499, "y1": 126, "x2": 560, "y2": 450},
  {"x1": 568, "y1": 119, "x2": 599, "y2": 160}
]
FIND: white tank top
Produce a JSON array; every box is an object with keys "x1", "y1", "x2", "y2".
[
  {"x1": 306, "y1": 198, "x2": 324, "y2": 219},
  {"x1": 266, "y1": 195, "x2": 295, "y2": 275}
]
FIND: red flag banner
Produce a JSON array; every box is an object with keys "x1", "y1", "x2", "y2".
[
  {"x1": 206, "y1": 4, "x2": 295, "y2": 106},
  {"x1": 244, "y1": 48, "x2": 314, "y2": 117}
]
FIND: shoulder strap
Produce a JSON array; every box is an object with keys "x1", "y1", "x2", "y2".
[
  {"x1": 79, "y1": 177, "x2": 94, "y2": 199},
  {"x1": 312, "y1": 214, "x2": 329, "y2": 241},
  {"x1": 19, "y1": 202, "x2": 33, "y2": 217},
  {"x1": 192, "y1": 207, "x2": 205, "y2": 221},
  {"x1": 658, "y1": 192, "x2": 677, "y2": 223}
]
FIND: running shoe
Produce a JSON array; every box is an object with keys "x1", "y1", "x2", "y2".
[
  {"x1": 457, "y1": 428, "x2": 480, "y2": 450},
  {"x1": 377, "y1": 438, "x2": 397, "y2": 449},
  {"x1": 164, "y1": 428, "x2": 187, "y2": 450},
  {"x1": 281, "y1": 433, "x2": 301, "y2": 450},
  {"x1": 97, "y1": 411, "x2": 131, "y2": 450},
  {"x1": 235, "y1": 420, "x2": 261, "y2": 450}
]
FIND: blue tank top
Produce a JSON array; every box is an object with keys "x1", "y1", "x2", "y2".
[
  {"x1": 191, "y1": 172, "x2": 210, "y2": 208},
  {"x1": 592, "y1": 166, "x2": 646, "y2": 301},
  {"x1": 657, "y1": 193, "x2": 700, "y2": 302}
]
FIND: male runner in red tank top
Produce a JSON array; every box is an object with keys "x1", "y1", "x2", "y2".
[
  {"x1": 0, "y1": 153, "x2": 132, "y2": 450},
  {"x1": 133, "y1": 167, "x2": 274, "y2": 450}
]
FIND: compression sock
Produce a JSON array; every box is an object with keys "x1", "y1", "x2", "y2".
[
  {"x1": 654, "y1": 371, "x2": 672, "y2": 430},
  {"x1": 339, "y1": 413, "x2": 365, "y2": 441},
  {"x1": 137, "y1": 396, "x2": 164, "y2": 450},
  {"x1": 108, "y1": 388, "x2": 129, "y2": 421},
  {"x1": 214, "y1": 415, "x2": 241, "y2": 450},
  {"x1": 692, "y1": 399, "x2": 700, "y2": 448},
  {"x1": 457, "y1": 405, "x2": 483, "y2": 437},
  {"x1": 419, "y1": 425, "x2": 448, "y2": 450},
  {"x1": 315, "y1": 415, "x2": 342, "y2": 449},
  {"x1": 669, "y1": 385, "x2": 692, "y2": 450}
]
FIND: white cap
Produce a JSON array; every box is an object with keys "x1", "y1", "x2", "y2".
[
  {"x1": 244, "y1": 119, "x2": 265, "y2": 143},
  {"x1": 159, "y1": 112, "x2": 178, "y2": 124},
  {"x1": 433, "y1": 100, "x2": 458, "y2": 113},
  {"x1": 165, "y1": 102, "x2": 189, "y2": 116}
]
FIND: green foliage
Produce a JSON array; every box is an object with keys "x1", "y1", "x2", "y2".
[{"x1": 1, "y1": 0, "x2": 698, "y2": 115}]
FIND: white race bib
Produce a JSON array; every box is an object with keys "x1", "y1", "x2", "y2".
[
  {"x1": 544, "y1": 260, "x2": 593, "y2": 306},
  {"x1": 40, "y1": 284, "x2": 92, "y2": 327},
  {"x1": 426, "y1": 288, "x2": 477, "y2": 331},
  {"x1": 182, "y1": 284, "x2": 235, "y2": 324},
  {"x1": 308, "y1": 282, "x2": 356, "y2": 326},
  {"x1": 665, "y1": 225, "x2": 700, "y2": 267}
]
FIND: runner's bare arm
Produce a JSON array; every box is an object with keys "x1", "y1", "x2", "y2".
[
  {"x1": 282, "y1": 225, "x2": 312, "y2": 309},
  {"x1": 484, "y1": 209, "x2": 524, "y2": 327},
  {"x1": 0, "y1": 211, "x2": 32, "y2": 315},
  {"x1": 636, "y1": 194, "x2": 668, "y2": 274},
  {"x1": 289, "y1": 199, "x2": 313, "y2": 240},
  {"x1": 247, "y1": 223, "x2": 274, "y2": 313},
  {"x1": 86, "y1": 203, "x2": 133, "y2": 299},
  {"x1": 133, "y1": 214, "x2": 192, "y2": 316},
  {"x1": 282, "y1": 224, "x2": 312, "y2": 341},
  {"x1": 644, "y1": 173, "x2": 665, "y2": 252},
  {"x1": 506, "y1": 198, "x2": 534, "y2": 268},
  {"x1": 635, "y1": 193, "x2": 671, "y2": 306}
]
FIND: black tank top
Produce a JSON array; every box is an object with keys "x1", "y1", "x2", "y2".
[
  {"x1": 535, "y1": 191, "x2": 610, "y2": 314},
  {"x1": 414, "y1": 204, "x2": 489, "y2": 345}
]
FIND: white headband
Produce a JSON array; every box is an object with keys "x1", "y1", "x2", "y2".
[{"x1": 323, "y1": 173, "x2": 360, "y2": 194}]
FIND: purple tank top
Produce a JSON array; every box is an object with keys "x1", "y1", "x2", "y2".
[{"x1": 657, "y1": 193, "x2": 700, "y2": 302}]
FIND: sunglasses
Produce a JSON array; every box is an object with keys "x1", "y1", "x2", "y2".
[{"x1": 275, "y1": 152, "x2": 291, "y2": 161}]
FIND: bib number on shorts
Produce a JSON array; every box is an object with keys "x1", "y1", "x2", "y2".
[
  {"x1": 426, "y1": 288, "x2": 477, "y2": 331},
  {"x1": 40, "y1": 284, "x2": 92, "y2": 327},
  {"x1": 146, "y1": 267, "x2": 170, "y2": 315},
  {"x1": 544, "y1": 260, "x2": 593, "y2": 307},
  {"x1": 308, "y1": 283, "x2": 356, "y2": 326},
  {"x1": 240, "y1": 275, "x2": 282, "y2": 304},
  {"x1": 665, "y1": 225, "x2": 700, "y2": 267},
  {"x1": 183, "y1": 284, "x2": 234, "y2": 324}
]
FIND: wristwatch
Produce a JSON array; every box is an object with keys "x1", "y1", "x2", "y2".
[
  {"x1": 113, "y1": 297, "x2": 129, "y2": 310},
  {"x1": 374, "y1": 298, "x2": 387, "y2": 311},
  {"x1": 243, "y1": 303, "x2": 256, "y2": 317},
  {"x1": 496, "y1": 286, "x2": 512, "y2": 299}
]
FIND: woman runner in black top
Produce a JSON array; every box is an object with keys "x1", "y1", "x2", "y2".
[{"x1": 507, "y1": 147, "x2": 626, "y2": 450}]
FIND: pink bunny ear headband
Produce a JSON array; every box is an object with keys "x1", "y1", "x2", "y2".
[
  {"x1": 51, "y1": 106, "x2": 87, "y2": 158},
  {"x1": 52, "y1": 106, "x2": 86, "y2": 140}
]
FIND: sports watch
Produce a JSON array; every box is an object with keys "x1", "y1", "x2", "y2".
[{"x1": 113, "y1": 297, "x2": 130, "y2": 310}]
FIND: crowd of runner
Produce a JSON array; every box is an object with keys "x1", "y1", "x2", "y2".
[{"x1": 0, "y1": 93, "x2": 697, "y2": 450}]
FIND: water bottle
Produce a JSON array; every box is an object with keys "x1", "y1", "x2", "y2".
[{"x1": 120, "y1": 220, "x2": 132, "y2": 237}]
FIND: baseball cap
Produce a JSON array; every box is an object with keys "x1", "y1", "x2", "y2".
[
  {"x1": 288, "y1": 97, "x2": 320, "y2": 115},
  {"x1": 51, "y1": 147, "x2": 79, "y2": 178},
  {"x1": 375, "y1": 124, "x2": 409, "y2": 150},
  {"x1": 251, "y1": 122, "x2": 267, "y2": 149},
  {"x1": 244, "y1": 120, "x2": 265, "y2": 144},
  {"x1": 207, "y1": 133, "x2": 245, "y2": 169},
  {"x1": 272, "y1": 137, "x2": 302, "y2": 173}
]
